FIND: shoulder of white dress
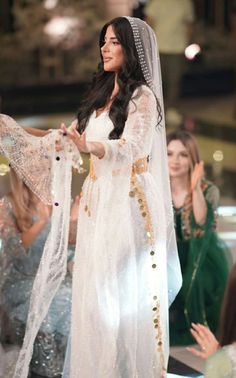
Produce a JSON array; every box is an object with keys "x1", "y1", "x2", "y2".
[{"x1": 132, "y1": 85, "x2": 156, "y2": 101}]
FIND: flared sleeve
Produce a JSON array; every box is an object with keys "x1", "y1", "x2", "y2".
[
  {"x1": 0, "y1": 114, "x2": 56, "y2": 204},
  {"x1": 93, "y1": 85, "x2": 155, "y2": 176}
]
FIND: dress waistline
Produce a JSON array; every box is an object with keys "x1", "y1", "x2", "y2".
[{"x1": 89, "y1": 156, "x2": 148, "y2": 181}]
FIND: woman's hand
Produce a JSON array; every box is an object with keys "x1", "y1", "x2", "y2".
[
  {"x1": 186, "y1": 323, "x2": 220, "y2": 359},
  {"x1": 60, "y1": 122, "x2": 105, "y2": 158},
  {"x1": 60, "y1": 123, "x2": 91, "y2": 153},
  {"x1": 191, "y1": 161, "x2": 204, "y2": 192}
]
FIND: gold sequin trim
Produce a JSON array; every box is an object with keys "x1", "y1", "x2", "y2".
[{"x1": 129, "y1": 163, "x2": 166, "y2": 376}]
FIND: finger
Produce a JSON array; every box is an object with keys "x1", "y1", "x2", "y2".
[
  {"x1": 60, "y1": 123, "x2": 68, "y2": 136},
  {"x1": 196, "y1": 324, "x2": 212, "y2": 341},
  {"x1": 190, "y1": 328, "x2": 204, "y2": 345},
  {"x1": 186, "y1": 347, "x2": 206, "y2": 359}
]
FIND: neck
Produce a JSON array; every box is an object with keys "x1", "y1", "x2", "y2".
[
  {"x1": 111, "y1": 75, "x2": 119, "y2": 98},
  {"x1": 170, "y1": 175, "x2": 190, "y2": 194}
]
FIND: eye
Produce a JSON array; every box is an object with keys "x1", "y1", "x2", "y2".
[
  {"x1": 167, "y1": 151, "x2": 172, "y2": 156},
  {"x1": 180, "y1": 152, "x2": 188, "y2": 158},
  {"x1": 112, "y1": 41, "x2": 120, "y2": 45}
]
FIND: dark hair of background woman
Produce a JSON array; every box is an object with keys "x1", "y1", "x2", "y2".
[
  {"x1": 219, "y1": 264, "x2": 236, "y2": 346},
  {"x1": 77, "y1": 17, "x2": 161, "y2": 139}
]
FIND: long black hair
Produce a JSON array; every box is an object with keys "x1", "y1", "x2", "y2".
[
  {"x1": 219, "y1": 264, "x2": 236, "y2": 346},
  {"x1": 77, "y1": 17, "x2": 158, "y2": 139}
]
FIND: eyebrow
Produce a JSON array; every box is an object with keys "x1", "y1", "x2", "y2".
[{"x1": 104, "y1": 37, "x2": 118, "y2": 41}]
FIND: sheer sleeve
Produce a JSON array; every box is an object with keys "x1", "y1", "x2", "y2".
[
  {"x1": 0, "y1": 114, "x2": 56, "y2": 204},
  {"x1": 205, "y1": 184, "x2": 220, "y2": 211},
  {"x1": 96, "y1": 85, "x2": 156, "y2": 171},
  {"x1": 204, "y1": 349, "x2": 233, "y2": 378}
]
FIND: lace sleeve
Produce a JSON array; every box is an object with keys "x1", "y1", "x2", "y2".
[
  {"x1": 0, "y1": 114, "x2": 56, "y2": 204},
  {"x1": 94, "y1": 85, "x2": 157, "y2": 173},
  {"x1": 204, "y1": 348, "x2": 233, "y2": 378},
  {"x1": 205, "y1": 184, "x2": 220, "y2": 210}
]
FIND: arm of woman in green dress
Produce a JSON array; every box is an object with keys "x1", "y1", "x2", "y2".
[{"x1": 191, "y1": 161, "x2": 207, "y2": 225}]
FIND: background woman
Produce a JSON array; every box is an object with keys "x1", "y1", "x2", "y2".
[
  {"x1": 167, "y1": 130, "x2": 230, "y2": 346},
  {"x1": 0, "y1": 169, "x2": 78, "y2": 377}
]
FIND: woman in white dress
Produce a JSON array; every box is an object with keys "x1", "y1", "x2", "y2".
[{"x1": 0, "y1": 17, "x2": 182, "y2": 378}]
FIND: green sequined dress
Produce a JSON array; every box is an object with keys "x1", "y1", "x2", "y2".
[{"x1": 169, "y1": 180, "x2": 231, "y2": 346}]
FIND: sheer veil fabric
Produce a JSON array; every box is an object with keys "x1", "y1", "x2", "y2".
[{"x1": 0, "y1": 17, "x2": 182, "y2": 378}]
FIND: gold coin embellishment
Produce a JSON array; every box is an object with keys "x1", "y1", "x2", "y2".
[
  {"x1": 129, "y1": 191, "x2": 135, "y2": 197},
  {"x1": 142, "y1": 212, "x2": 147, "y2": 217},
  {"x1": 150, "y1": 251, "x2": 155, "y2": 256},
  {"x1": 152, "y1": 264, "x2": 157, "y2": 268}
]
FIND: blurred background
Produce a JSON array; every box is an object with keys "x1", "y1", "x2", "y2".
[
  {"x1": 1, "y1": 0, "x2": 235, "y2": 253},
  {"x1": 0, "y1": 1, "x2": 236, "y2": 376}
]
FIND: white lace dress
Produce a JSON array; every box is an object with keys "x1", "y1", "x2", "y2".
[
  {"x1": 66, "y1": 85, "x2": 171, "y2": 377},
  {"x1": 0, "y1": 85, "x2": 182, "y2": 378}
]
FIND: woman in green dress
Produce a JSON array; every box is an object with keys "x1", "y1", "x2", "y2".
[{"x1": 167, "y1": 130, "x2": 230, "y2": 346}]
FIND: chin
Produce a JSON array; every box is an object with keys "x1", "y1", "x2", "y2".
[{"x1": 103, "y1": 64, "x2": 119, "y2": 73}]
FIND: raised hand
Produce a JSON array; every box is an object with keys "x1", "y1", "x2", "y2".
[
  {"x1": 191, "y1": 161, "x2": 204, "y2": 192},
  {"x1": 60, "y1": 122, "x2": 91, "y2": 153},
  {"x1": 186, "y1": 323, "x2": 219, "y2": 359}
]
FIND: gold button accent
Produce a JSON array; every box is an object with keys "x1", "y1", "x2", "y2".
[
  {"x1": 129, "y1": 191, "x2": 135, "y2": 197},
  {"x1": 142, "y1": 212, "x2": 147, "y2": 217},
  {"x1": 153, "y1": 295, "x2": 157, "y2": 300},
  {"x1": 150, "y1": 251, "x2": 155, "y2": 256},
  {"x1": 154, "y1": 319, "x2": 158, "y2": 323},
  {"x1": 152, "y1": 307, "x2": 157, "y2": 311},
  {"x1": 138, "y1": 199, "x2": 143, "y2": 203},
  {"x1": 152, "y1": 264, "x2": 157, "y2": 268}
]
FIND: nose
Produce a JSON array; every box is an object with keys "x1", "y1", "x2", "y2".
[{"x1": 101, "y1": 41, "x2": 109, "y2": 52}]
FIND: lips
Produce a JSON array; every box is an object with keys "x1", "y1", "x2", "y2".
[{"x1": 103, "y1": 57, "x2": 112, "y2": 62}]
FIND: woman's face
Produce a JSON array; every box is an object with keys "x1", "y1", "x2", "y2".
[
  {"x1": 101, "y1": 25, "x2": 124, "y2": 73},
  {"x1": 167, "y1": 140, "x2": 191, "y2": 178}
]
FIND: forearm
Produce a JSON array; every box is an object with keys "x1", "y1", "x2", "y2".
[
  {"x1": 21, "y1": 219, "x2": 47, "y2": 249},
  {"x1": 68, "y1": 220, "x2": 77, "y2": 245},
  {"x1": 192, "y1": 185, "x2": 207, "y2": 225},
  {"x1": 88, "y1": 141, "x2": 105, "y2": 159},
  {"x1": 25, "y1": 127, "x2": 50, "y2": 137}
]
